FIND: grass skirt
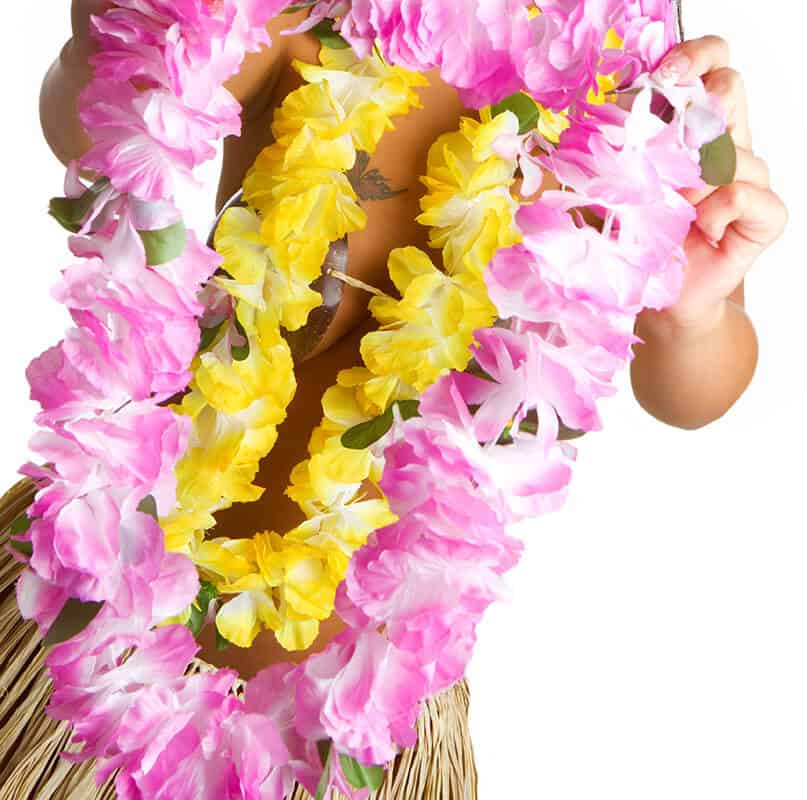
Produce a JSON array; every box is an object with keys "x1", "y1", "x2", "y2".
[{"x1": 0, "y1": 478, "x2": 478, "y2": 800}]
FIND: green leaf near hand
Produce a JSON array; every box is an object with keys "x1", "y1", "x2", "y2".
[
  {"x1": 48, "y1": 178, "x2": 111, "y2": 233},
  {"x1": 338, "y1": 755, "x2": 385, "y2": 791},
  {"x1": 491, "y1": 92, "x2": 540, "y2": 135},
  {"x1": 43, "y1": 598, "x2": 104, "y2": 646},
  {"x1": 700, "y1": 131, "x2": 737, "y2": 186},
  {"x1": 139, "y1": 221, "x2": 187, "y2": 266}
]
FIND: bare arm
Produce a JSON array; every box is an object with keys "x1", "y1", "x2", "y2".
[{"x1": 631, "y1": 290, "x2": 758, "y2": 430}]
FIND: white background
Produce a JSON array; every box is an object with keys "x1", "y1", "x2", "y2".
[{"x1": 3, "y1": 3, "x2": 805, "y2": 798}]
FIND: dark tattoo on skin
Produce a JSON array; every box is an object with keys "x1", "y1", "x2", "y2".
[{"x1": 346, "y1": 151, "x2": 408, "y2": 202}]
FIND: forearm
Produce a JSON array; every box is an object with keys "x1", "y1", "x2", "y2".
[
  {"x1": 630, "y1": 299, "x2": 759, "y2": 430},
  {"x1": 40, "y1": 37, "x2": 95, "y2": 166}
]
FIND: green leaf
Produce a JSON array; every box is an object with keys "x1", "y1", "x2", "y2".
[
  {"x1": 136, "y1": 494, "x2": 159, "y2": 520},
  {"x1": 231, "y1": 344, "x2": 250, "y2": 361},
  {"x1": 311, "y1": 18, "x2": 350, "y2": 49},
  {"x1": 396, "y1": 399, "x2": 421, "y2": 421},
  {"x1": 186, "y1": 581, "x2": 220, "y2": 637},
  {"x1": 231, "y1": 316, "x2": 250, "y2": 362},
  {"x1": 215, "y1": 629, "x2": 232, "y2": 652},
  {"x1": 341, "y1": 408, "x2": 394, "y2": 450},
  {"x1": 187, "y1": 603, "x2": 205, "y2": 637},
  {"x1": 338, "y1": 755, "x2": 385, "y2": 791},
  {"x1": 139, "y1": 221, "x2": 188, "y2": 266},
  {"x1": 315, "y1": 742, "x2": 332, "y2": 800},
  {"x1": 700, "y1": 131, "x2": 737, "y2": 186},
  {"x1": 196, "y1": 581, "x2": 219, "y2": 617},
  {"x1": 341, "y1": 400, "x2": 421, "y2": 450},
  {"x1": 198, "y1": 319, "x2": 225, "y2": 353},
  {"x1": 43, "y1": 598, "x2": 104, "y2": 646},
  {"x1": 491, "y1": 92, "x2": 540, "y2": 135},
  {"x1": 9, "y1": 513, "x2": 32, "y2": 536},
  {"x1": 48, "y1": 178, "x2": 111, "y2": 233},
  {"x1": 9, "y1": 540, "x2": 33, "y2": 558}
]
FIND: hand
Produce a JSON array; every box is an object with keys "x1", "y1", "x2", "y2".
[{"x1": 647, "y1": 36, "x2": 788, "y2": 339}]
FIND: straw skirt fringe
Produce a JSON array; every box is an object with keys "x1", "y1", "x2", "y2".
[{"x1": 0, "y1": 478, "x2": 478, "y2": 800}]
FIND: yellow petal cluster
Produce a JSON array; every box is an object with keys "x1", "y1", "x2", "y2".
[
  {"x1": 360, "y1": 247, "x2": 497, "y2": 391},
  {"x1": 417, "y1": 112, "x2": 522, "y2": 280}
]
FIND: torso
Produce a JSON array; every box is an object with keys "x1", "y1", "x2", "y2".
[{"x1": 198, "y1": 17, "x2": 528, "y2": 677}]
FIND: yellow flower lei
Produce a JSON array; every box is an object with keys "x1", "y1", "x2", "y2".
[{"x1": 157, "y1": 33, "x2": 621, "y2": 653}]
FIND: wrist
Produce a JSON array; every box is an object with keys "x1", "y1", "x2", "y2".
[{"x1": 635, "y1": 299, "x2": 730, "y2": 347}]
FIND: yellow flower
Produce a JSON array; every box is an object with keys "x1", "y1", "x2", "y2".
[
  {"x1": 361, "y1": 247, "x2": 497, "y2": 391},
  {"x1": 215, "y1": 532, "x2": 342, "y2": 651},
  {"x1": 287, "y1": 494, "x2": 397, "y2": 557},
  {"x1": 194, "y1": 318, "x2": 295, "y2": 424},
  {"x1": 417, "y1": 117, "x2": 521, "y2": 279},
  {"x1": 214, "y1": 206, "x2": 323, "y2": 332},
  {"x1": 293, "y1": 47, "x2": 428, "y2": 153}
]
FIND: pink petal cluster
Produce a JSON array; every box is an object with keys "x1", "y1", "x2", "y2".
[
  {"x1": 81, "y1": 0, "x2": 293, "y2": 199},
  {"x1": 295, "y1": 629, "x2": 430, "y2": 766},
  {"x1": 328, "y1": 0, "x2": 679, "y2": 109},
  {"x1": 28, "y1": 213, "x2": 219, "y2": 422},
  {"x1": 45, "y1": 596, "x2": 300, "y2": 800}
]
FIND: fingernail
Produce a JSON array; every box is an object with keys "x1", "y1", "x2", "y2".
[{"x1": 654, "y1": 53, "x2": 692, "y2": 87}]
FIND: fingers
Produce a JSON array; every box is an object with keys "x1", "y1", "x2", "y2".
[
  {"x1": 680, "y1": 146, "x2": 770, "y2": 205},
  {"x1": 692, "y1": 181, "x2": 788, "y2": 263},
  {"x1": 654, "y1": 35, "x2": 730, "y2": 85},
  {"x1": 703, "y1": 67, "x2": 752, "y2": 149}
]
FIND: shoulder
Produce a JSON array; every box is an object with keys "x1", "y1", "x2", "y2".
[{"x1": 223, "y1": 8, "x2": 313, "y2": 112}]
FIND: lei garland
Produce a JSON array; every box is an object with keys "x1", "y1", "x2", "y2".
[{"x1": 11, "y1": 1, "x2": 736, "y2": 798}]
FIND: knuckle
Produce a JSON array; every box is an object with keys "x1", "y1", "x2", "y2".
[
  {"x1": 722, "y1": 67, "x2": 744, "y2": 93},
  {"x1": 725, "y1": 182, "x2": 748, "y2": 209},
  {"x1": 704, "y1": 34, "x2": 731, "y2": 57}
]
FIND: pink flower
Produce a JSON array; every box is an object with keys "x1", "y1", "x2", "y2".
[
  {"x1": 46, "y1": 599, "x2": 200, "y2": 766},
  {"x1": 246, "y1": 663, "x2": 323, "y2": 796},
  {"x1": 79, "y1": 82, "x2": 227, "y2": 200},
  {"x1": 15, "y1": 568, "x2": 69, "y2": 631},
  {"x1": 617, "y1": 0, "x2": 678, "y2": 73},
  {"x1": 28, "y1": 404, "x2": 188, "y2": 517},
  {"x1": 295, "y1": 629, "x2": 429, "y2": 766},
  {"x1": 340, "y1": 0, "x2": 533, "y2": 107},
  {"x1": 420, "y1": 370, "x2": 578, "y2": 515},
  {"x1": 519, "y1": 0, "x2": 621, "y2": 111}
]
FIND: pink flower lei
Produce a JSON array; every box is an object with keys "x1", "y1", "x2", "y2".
[{"x1": 11, "y1": 1, "x2": 731, "y2": 797}]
